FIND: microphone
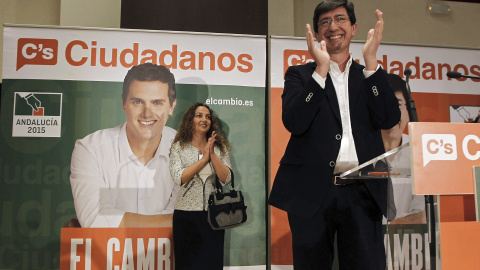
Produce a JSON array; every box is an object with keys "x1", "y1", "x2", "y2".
[
  {"x1": 404, "y1": 68, "x2": 412, "y2": 84},
  {"x1": 447, "y1": 71, "x2": 462, "y2": 78},
  {"x1": 404, "y1": 68, "x2": 412, "y2": 77},
  {"x1": 447, "y1": 71, "x2": 480, "y2": 80}
]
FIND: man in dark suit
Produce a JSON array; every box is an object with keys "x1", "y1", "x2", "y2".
[{"x1": 268, "y1": 0, "x2": 401, "y2": 269}]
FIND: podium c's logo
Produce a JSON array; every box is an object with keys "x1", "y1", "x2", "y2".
[
  {"x1": 422, "y1": 134, "x2": 480, "y2": 166},
  {"x1": 422, "y1": 134, "x2": 457, "y2": 166}
]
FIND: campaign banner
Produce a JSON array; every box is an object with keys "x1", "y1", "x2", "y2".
[
  {"x1": 4, "y1": 26, "x2": 265, "y2": 87},
  {"x1": 1, "y1": 25, "x2": 266, "y2": 269},
  {"x1": 270, "y1": 36, "x2": 480, "y2": 269},
  {"x1": 384, "y1": 225, "x2": 431, "y2": 270},
  {"x1": 271, "y1": 38, "x2": 480, "y2": 94},
  {"x1": 59, "y1": 228, "x2": 173, "y2": 270}
]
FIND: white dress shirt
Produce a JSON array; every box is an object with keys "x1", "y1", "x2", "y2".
[
  {"x1": 312, "y1": 56, "x2": 379, "y2": 173},
  {"x1": 70, "y1": 123, "x2": 179, "y2": 228}
]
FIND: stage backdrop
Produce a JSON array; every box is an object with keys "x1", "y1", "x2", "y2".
[
  {"x1": 270, "y1": 36, "x2": 480, "y2": 270},
  {"x1": 1, "y1": 25, "x2": 266, "y2": 269}
]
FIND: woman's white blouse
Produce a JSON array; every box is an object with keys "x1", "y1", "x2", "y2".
[
  {"x1": 169, "y1": 141, "x2": 232, "y2": 211},
  {"x1": 198, "y1": 154, "x2": 213, "y2": 183}
]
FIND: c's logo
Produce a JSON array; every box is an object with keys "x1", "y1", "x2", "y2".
[
  {"x1": 17, "y1": 38, "x2": 58, "y2": 70},
  {"x1": 422, "y1": 134, "x2": 457, "y2": 166}
]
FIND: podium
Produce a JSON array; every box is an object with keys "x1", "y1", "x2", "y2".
[
  {"x1": 340, "y1": 142, "x2": 411, "y2": 180},
  {"x1": 340, "y1": 140, "x2": 434, "y2": 269},
  {"x1": 409, "y1": 122, "x2": 480, "y2": 269},
  {"x1": 339, "y1": 122, "x2": 480, "y2": 269}
]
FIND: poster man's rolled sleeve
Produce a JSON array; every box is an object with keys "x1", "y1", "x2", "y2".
[{"x1": 70, "y1": 139, "x2": 125, "y2": 228}]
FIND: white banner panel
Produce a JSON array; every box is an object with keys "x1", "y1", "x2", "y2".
[
  {"x1": 3, "y1": 25, "x2": 266, "y2": 87},
  {"x1": 271, "y1": 37, "x2": 480, "y2": 95},
  {"x1": 2, "y1": 25, "x2": 266, "y2": 270}
]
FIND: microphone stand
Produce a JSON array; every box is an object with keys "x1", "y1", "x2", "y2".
[
  {"x1": 404, "y1": 69, "x2": 418, "y2": 122},
  {"x1": 404, "y1": 69, "x2": 436, "y2": 269},
  {"x1": 456, "y1": 74, "x2": 480, "y2": 80}
]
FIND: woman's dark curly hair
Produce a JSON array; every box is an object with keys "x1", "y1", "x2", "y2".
[{"x1": 172, "y1": 102, "x2": 230, "y2": 154}]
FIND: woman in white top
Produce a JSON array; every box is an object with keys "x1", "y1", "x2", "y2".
[{"x1": 169, "y1": 102, "x2": 232, "y2": 270}]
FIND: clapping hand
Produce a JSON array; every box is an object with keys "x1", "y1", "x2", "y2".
[
  {"x1": 363, "y1": 9, "x2": 384, "y2": 71},
  {"x1": 204, "y1": 131, "x2": 217, "y2": 160},
  {"x1": 306, "y1": 24, "x2": 330, "y2": 78}
]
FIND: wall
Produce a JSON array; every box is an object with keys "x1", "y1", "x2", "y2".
[
  {"x1": 1, "y1": 0, "x2": 480, "y2": 78},
  {"x1": 0, "y1": 0, "x2": 120, "y2": 83},
  {"x1": 120, "y1": 0, "x2": 268, "y2": 35},
  {"x1": 270, "y1": 0, "x2": 480, "y2": 49},
  {"x1": 60, "y1": 0, "x2": 120, "y2": 28},
  {"x1": 0, "y1": 0, "x2": 61, "y2": 83}
]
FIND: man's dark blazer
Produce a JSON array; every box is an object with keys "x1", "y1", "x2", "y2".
[{"x1": 269, "y1": 60, "x2": 401, "y2": 218}]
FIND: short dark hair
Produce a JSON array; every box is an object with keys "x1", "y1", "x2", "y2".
[
  {"x1": 122, "y1": 63, "x2": 176, "y2": 105},
  {"x1": 387, "y1": 73, "x2": 409, "y2": 101},
  {"x1": 313, "y1": 0, "x2": 356, "y2": 33}
]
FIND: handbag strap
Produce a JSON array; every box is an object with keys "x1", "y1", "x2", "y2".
[{"x1": 215, "y1": 167, "x2": 235, "y2": 192}]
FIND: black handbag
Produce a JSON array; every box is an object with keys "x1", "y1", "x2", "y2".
[{"x1": 207, "y1": 169, "x2": 247, "y2": 230}]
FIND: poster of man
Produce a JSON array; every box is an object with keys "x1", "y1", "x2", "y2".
[{"x1": 69, "y1": 63, "x2": 180, "y2": 228}]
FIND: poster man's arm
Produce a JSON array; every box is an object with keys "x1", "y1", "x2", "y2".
[
  {"x1": 119, "y1": 213, "x2": 173, "y2": 227},
  {"x1": 390, "y1": 211, "x2": 427, "y2": 225},
  {"x1": 120, "y1": 182, "x2": 178, "y2": 227}
]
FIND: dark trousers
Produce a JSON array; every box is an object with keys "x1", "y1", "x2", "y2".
[
  {"x1": 287, "y1": 183, "x2": 385, "y2": 270},
  {"x1": 173, "y1": 210, "x2": 225, "y2": 270}
]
